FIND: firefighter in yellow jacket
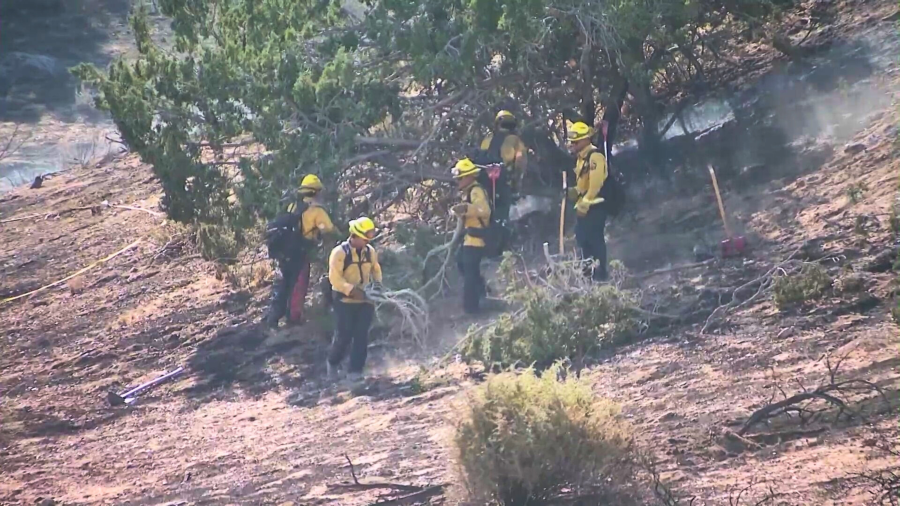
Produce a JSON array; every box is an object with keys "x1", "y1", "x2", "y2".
[
  {"x1": 267, "y1": 174, "x2": 336, "y2": 328},
  {"x1": 326, "y1": 217, "x2": 383, "y2": 380},
  {"x1": 451, "y1": 158, "x2": 491, "y2": 314},
  {"x1": 480, "y1": 110, "x2": 528, "y2": 195},
  {"x1": 567, "y1": 121, "x2": 609, "y2": 281}
]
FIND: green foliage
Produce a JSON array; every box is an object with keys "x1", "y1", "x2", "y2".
[
  {"x1": 194, "y1": 222, "x2": 244, "y2": 261},
  {"x1": 71, "y1": 0, "x2": 786, "y2": 244},
  {"x1": 465, "y1": 257, "x2": 639, "y2": 368},
  {"x1": 453, "y1": 364, "x2": 633, "y2": 505},
  {"x1": 773, "y1": 264, "x2": 832, "y2": 308},
  {"x1": 407, "y1": 366, "x2": 452, "y2": 395},
  {"x1": 846, "y1": 182, "x2": 868, "y2": 204}
]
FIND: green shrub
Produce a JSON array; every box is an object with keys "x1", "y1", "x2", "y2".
[
  {"x1": 890, "y1": 197, "x2": 900, "y2": 235},
  {"x1": 464, "y1": 257, "x2": 639, "y2": 369},
  {"x1": 453, "y1": 364, "x2": 633, "y2": 505},
  {"x1": 463, "y1": 285, "x2": 638, "y2": 368},
  {"x1": 773, "y1": 264, "x2": 832, "y2": 308},
  {"x1": 194, "y1": 222, "x2": 244, "y2": 261},
  {"x1": 846, "y1": 182, "x2": 868, "y2": 204}
]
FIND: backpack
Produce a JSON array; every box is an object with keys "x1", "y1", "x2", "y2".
[
  {"x1": 265, "y1": 198, "x2": 312, "y2": 261},
  {"x1": 468, "y1": 132, "x2": 511, "y2": 204},
  {"x1": 581, "y1": 148, "x2": 625, "y2": 217},
  {"x1": 341, "y1": 242, "x2": 373, "y2": 275}
]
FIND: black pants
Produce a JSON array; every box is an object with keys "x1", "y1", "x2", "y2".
[
  {"x1": 328, "y1": 301, "x2": 374, "y2": 373},
  {"x1": 575, "y1": 205, "x2": 608, "y2": 281},
  {"x1": 457, "y1": 245, "x2": 486, "y2": 314},
  {"x1": 267, "y1": 256, "x2": 306, "y2": 326}
]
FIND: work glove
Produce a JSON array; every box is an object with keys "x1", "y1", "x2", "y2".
[
  {"x1": 349, "y1": 286, "x2": 367, "y2": 301},
  {"x1": 451, "y1": 203, "x2": 469, "y2": 216},
  {"x1": 574, "y1": 199, "x2": 589, "y2": 217},
  {"x1": 574, "y1": 197, "x2": 605, "y2": 217}
]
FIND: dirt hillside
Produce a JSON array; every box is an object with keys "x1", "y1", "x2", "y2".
[{"x1": 1, "y1": 0, "x2": 899, "y2": 505}]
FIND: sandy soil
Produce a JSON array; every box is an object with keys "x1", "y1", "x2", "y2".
[{"x1": 1, "y1": 0, "x2": 899, "y2": 505}]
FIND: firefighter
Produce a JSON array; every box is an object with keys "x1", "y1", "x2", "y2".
[
  {"x1": 567, "y1": 121, "x2": 609, "y2": 281},
  {"x1": 480, "y1": 110, "x2": 529, "y2": 197},
  {"x1": 326, "y1": 217, "x2": 383, "y2": 381},
  {"x1": 266, "y1": 174, "x2": 335, "y2": 329},
  {"x1": 451, "y1": 158, "x2": 491, "y2": 314}
]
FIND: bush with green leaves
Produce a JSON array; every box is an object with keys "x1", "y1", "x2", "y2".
[
  {"x1": 773, "y1": 263, "x2": 832, "y2": 308},
  {"x1": 463, "y1": 255, "x2": 639, "y2": 369},
  {"x1": 72, "y1": 0, "x2": 789, "y2": 243},
  {"x1": 453, "y1": 364, "x2": 634, "y2": 505}
]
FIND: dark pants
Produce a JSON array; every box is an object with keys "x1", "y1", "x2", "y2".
[
  {"x1": 457, "y1": 246, "x2": 486, "y2": 314},
  {"x1": 328, "y1": 301, "x2": 374, "y2": 373},
  {"x1": 267, "y1": 257, "x2": 309, "y2": 327},
  {"x1": 575, "y1": 205, "x2": 608, "y2": 281}
]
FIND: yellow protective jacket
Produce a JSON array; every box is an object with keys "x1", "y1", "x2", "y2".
[
  {"x1": 574, "y1": 144, "x2": 608, "y2": 215},
  {"x1": 328, "y1": 241, "x2": 383, "y2": 303},
  {"x1": 480, "y1": 130, "x2": 527, "y2": 190},
  {"x1": 461, "y1": 182, "x2": 492, "y2": 248},
  {"x1": 286, "y1": 197, "x2": 335, "y2": 240}
]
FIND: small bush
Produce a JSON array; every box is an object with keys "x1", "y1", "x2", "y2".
[
  {"x1": 845, "y1": 182, "x2": 868, "y2": 204},
  {"x1": 453, "y1": 364, "x2": 633, "y2": 505},
  {"x1": 773, "y1": 264, "x2": 832, "y2": 308},
  {"x1": 890, "y1": 197, "x2": 900, "y2": 235},
  {"x1": 464, "y1": 256, "x2": 639, "y2": 369},
  {"x1": 194, "y1": 222, "x2": 244, "y2": 261}
]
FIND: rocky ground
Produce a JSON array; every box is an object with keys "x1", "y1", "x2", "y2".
[{"x1": 1, "y1": 0, "x2": 899, "y2": 505}]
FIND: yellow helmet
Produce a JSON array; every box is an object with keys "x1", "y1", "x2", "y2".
[
  {"x1": 300, "y1": 174, "x2": 323, "y2": 193},
  {"x1": 451, "y1": 158, "x2": 481, "y2": 179},
  {"x1": 567, "y1": 121, "x2": 594, "y2": 143},
  {"x1": 495, "y1": 110, "x2": 515, "y2": 123},
  {"x1": 349, "y1": 216, "x2": 378, "y2": 239}
]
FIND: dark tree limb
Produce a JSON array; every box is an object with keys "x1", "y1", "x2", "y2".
[{"x1": 367, "y1": 484, "x2": 446, "y2": 505}]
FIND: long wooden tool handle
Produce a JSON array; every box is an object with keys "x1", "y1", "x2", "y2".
[
  {"x1": 708, "y1": 165, "x2": 732, "y2": 238},
  {"x1": 559, "y1": 172, "x2": 567, "y2": 255},
  {"x1": 121, "y1": 366, "x2": 185, "y2": 398}
]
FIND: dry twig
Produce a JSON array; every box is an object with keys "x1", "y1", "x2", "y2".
[
  {"x1": 419, "y1": 213, "x2": 464, "y2": 299},
  {"x1": 701, "y1": 242, "x2": 806, "y2": 334},
  {"x1": 738, "y1": 353, "x2": 887, "y2": 435}
]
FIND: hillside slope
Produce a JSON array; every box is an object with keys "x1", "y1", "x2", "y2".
[{"x1": 2, "y1": 1, "x2": 899, "y2": 505}]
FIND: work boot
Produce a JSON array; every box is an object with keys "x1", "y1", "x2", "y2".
[
  {"x1": 346, "y1": 372, "x2": 364, "y2": 383},
  {"x1": 265, "y1": 312, "x2": 280, "y2": 329}
]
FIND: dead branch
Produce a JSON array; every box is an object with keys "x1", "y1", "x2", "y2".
[
  {"x1": 737, "y1": 354, "x2": 887, "y2": 435},
  {"x1": 0, "y1": 124, "x2": 33, "y2": 163},
  {"x1": 701, "y1": 242, "x2": 806, "y2": 334},
  {"x1": 329, "y1": 482, "x2": 423, "y2": 494},
  {"x1": 634, "y1": 259, "x2": 715, "y2": 280},
  {"x1": 419, "y1": 214, "x2": 464, "y2": 299},
  {"x1": 366, "y1": 484, "x2": 445, "y2": 505},
  {"x1": 345, "y1": 454, "x2": 360, "y2": 485},
  {"x1": 638, "y1": 452, "x2": 696, "y2": 506},
  {"x1": 727, "y1": 477, "x2": 782, "y2": 505},
  {"x1": 368, "y1": 288, "x2": 430, "y2": 346}
]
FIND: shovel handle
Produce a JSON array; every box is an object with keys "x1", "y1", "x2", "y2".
[
  {"x1": 120, "y1": 366, "x2": 185, "y2": 399},
  {"x1": 559, "y1": 172, "x2": 567, "y2": 254},
  {"x1": 708, "y1": 165, "x2": 732, "y2": 238}
]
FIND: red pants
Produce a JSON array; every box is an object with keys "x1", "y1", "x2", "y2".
[{"x1": 288, "y1": 261, "x2": 311, "y2": 323}]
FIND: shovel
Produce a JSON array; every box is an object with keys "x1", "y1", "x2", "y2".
[
  {"x1": 708, "y1": 165, "x2": 746, "y2": 257},
  {"x1": 107, "y1": 366, "x2": 185, "y2": 406}
]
